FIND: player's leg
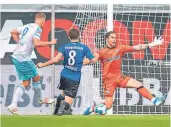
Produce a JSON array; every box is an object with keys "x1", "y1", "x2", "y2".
[
  {"x1": 57, "y1": 77, "x2": 79, "y2": 116},
  {"x1": 28, "y1": 59, "x2": 54, "y2": 104},
  {"x1": 53, "y1": 90, "x2": 65, "y2": 115},
  {"x1": 83, "y1": 82, "x2": 116, "y2": 115},
  {"x1": 53, "y1": 78, "x2": 65, "y2": 115},
  {"x1": 104, "y1": 83, "x2": 116, "y2": 110},
  {"x1": 8, "y1": 80, "x2": 30, "y2": 115},
  {"x1": 57, "y1": 96, "x2": 74, "y2": 116},
  {"x1": 121, "y1": 77, "x2": 166, "y2": 106},
  {"x1": 104, "y1": 97, "x2": 113, "y2": 109},
  {"x1": 8, "y1": 58, "x2": 31, "y2": 115},
  {"x1": 32, "y1": 75, "x2": 55, "y2": 104},
  {"x1": 32, "y1": 75, "x2": 43, "y2": 100},
  {"x1": 126, "y1": 78, "x2": 154, "y2": 100}
]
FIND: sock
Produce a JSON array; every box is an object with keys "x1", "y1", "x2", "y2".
[
  {"x1": 54, "y1": 94, "x2": 65, "y2": 114},
  {"x1": 32, "y1": 81, "x2": 43, "y2": 100},
  {"x1": 137, "y1": 86, "x2": 154, "y2": 101},
  {"x1": 56, "y1": 94, "x2": 65, "y2": 108},
  {"x1": 11, "y1": 85, "x2": 25, "y2": 107},
  {"x1": 64, "y1": 101, "x2": 70, "y2": 110}
]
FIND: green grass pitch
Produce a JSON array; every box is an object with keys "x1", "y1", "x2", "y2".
[{"x1": 1, "y1": 115, "x2": 170, "y2": 127}]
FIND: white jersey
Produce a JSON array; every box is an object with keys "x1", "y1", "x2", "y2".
[{"x1": 12, "y1": 23, "x2": 42, "y2": 62}]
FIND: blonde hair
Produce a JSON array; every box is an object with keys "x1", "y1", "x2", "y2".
[{"x1": 35, "y1": 12, "x2": 46, "y2": 19}]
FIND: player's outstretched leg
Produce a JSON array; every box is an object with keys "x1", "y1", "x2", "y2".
[
  {"x1": 83, "y1": 101, "x2": 96, "y2": 115},
  {"x1": 137, "y1": 86, "x2": 167, "y2": 106},
  {"x1": 53, "y1": 94, "x2": 65, "y2": 115},
  {"x1": 32, "y1": 76, "x2": 55, "y2": 104},
  {"x1": 7, "y1": 83, "x2": 27, "y2": 115},
  {"x1": 33, "y1": 81, "x2": 55, "y2": 104},
  {"x1": 126, "y1": 78, "x2": 167, "y2": 106}
]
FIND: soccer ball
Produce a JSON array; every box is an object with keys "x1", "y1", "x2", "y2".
[{"x1": 94, "y1": 103, "x2": 107, "y2": 115}]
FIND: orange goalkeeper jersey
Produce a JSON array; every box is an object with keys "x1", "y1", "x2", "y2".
[{"x1": 98, "y1": 45, "x2": 134, "y2": 84}]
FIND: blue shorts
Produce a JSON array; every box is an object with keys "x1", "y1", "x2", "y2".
[{"x1": 12, "y1": 57, "x2": 38, "y2": 80}]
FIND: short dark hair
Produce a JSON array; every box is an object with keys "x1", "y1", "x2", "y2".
[
  {"x1": 35, "y1": 12, "x2": 46, "y2": 19},
  {"x1": 105, "y1": 31, "x2": 115, "y2": 39},
  {"x1": 69, "y1": 29, "x2": 80, "y2": 40}
]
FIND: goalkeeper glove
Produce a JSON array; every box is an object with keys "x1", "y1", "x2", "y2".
[{"x1": 148, "y1": 36, "x2": 164, "y2": 48}]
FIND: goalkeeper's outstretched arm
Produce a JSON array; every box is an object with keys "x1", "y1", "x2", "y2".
[{"x1": 133, "y1": 36, "x2": 164, "y2": 51}]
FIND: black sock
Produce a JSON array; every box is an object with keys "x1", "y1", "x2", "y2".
[
  {"x1": 57, "y1": 95, "x2": 65, "y2": 108},
  {"x1": 64, "y1": 101, "x2": 70, "y2": 110},
  {"x1": 53, "y1": 94, "x2": 64, "y2": 114}
]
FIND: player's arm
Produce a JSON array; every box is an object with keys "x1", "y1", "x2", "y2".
[
  {"x1": 133, "y1": 37, "x2": 164, "y2": 51},
  {"x1": 33, "y1": 27, "x2": 57, "y2": 47},
  {"x1": 10, "y1": 29, "x2": 20, "y2": 43},
  {"x1": 11, "y1": 25, "x2": 28, "y2": 43},
  {"x1": 37, "y1": 45, "x2": 64, "y2": 68},
  {"x1": 83, "y1": 51, "x2": 99, "y2": 65},
  {"x1": 37, "y1": 52, "x2": 63, "y2": 68},
  {"x1": 83, "y1": 58, "x2": 91, "y2": 65},
  {"x1": 33, "y1": 38, "x2": 57, "y2": 47},
  {"x1": 91, "y1": 52, "x2": 99, "y2": 63}
]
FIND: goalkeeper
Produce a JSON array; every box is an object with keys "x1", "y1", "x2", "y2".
[{"x1": 83, "y1": 31, "x2": 167, "y2": 115}]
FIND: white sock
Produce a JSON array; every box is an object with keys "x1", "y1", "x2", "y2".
[
  {"x1": 32, "y1": 81, "x2": 43, "y2": 100},
  {"x1": 11, "y1": 85, "x2": 25, "y2": 107},
  {"x1": 151, "y1": 97, "x2": 156, "y2": 104}
]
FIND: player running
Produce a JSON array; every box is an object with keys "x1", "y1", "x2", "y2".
[
  {"x1": 83, "y1": 31, "x2": 167, "y2": 115},
  {"x1": 8, "y1": 12, "x2": 56, "y2": 115},
  {"x1": 37, "y1": 29, "x2": 99, "y2": 116}
]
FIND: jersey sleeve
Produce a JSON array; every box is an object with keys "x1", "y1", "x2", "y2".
[
  {"x1": 84, "y1": 46, "x2": 94, "y2": 60},
  {"x1": 33, "y1": 27, "x2": 42, "y2": 40},
  {"x1": 121, "y1": 45, "x2": 134, "y2": 53},
  {"x1": 58, "y1": 45, "x2": 65, "y2": 56}
]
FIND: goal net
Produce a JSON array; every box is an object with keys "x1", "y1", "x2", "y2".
[
  {"x1": 71, "y1": 4, "x2": 107, "y2": 113},
  {"x1": 73, "y1": 4, "x2": 170, "y2": 114}
]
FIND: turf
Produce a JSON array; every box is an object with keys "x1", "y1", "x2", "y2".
[{"x1": 1, "y1": 115, "x2": 170, "y2": 127}]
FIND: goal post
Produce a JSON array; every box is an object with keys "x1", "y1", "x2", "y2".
[{"x1": 106, "y1": 4, "x2": 114, "y2": 115}]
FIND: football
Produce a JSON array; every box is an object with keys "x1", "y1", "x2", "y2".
[{"x1": 94, "y1": 104, "x2": 107, "y2": 115}]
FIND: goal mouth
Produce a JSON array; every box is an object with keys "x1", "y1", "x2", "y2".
[{"x1": 71, "y1": 4, "x2": 170, "y2": 115}]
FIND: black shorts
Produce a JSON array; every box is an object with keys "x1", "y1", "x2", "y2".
[{"x1": 58, "y1": 76, "x2": 80, "y2": 98}]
